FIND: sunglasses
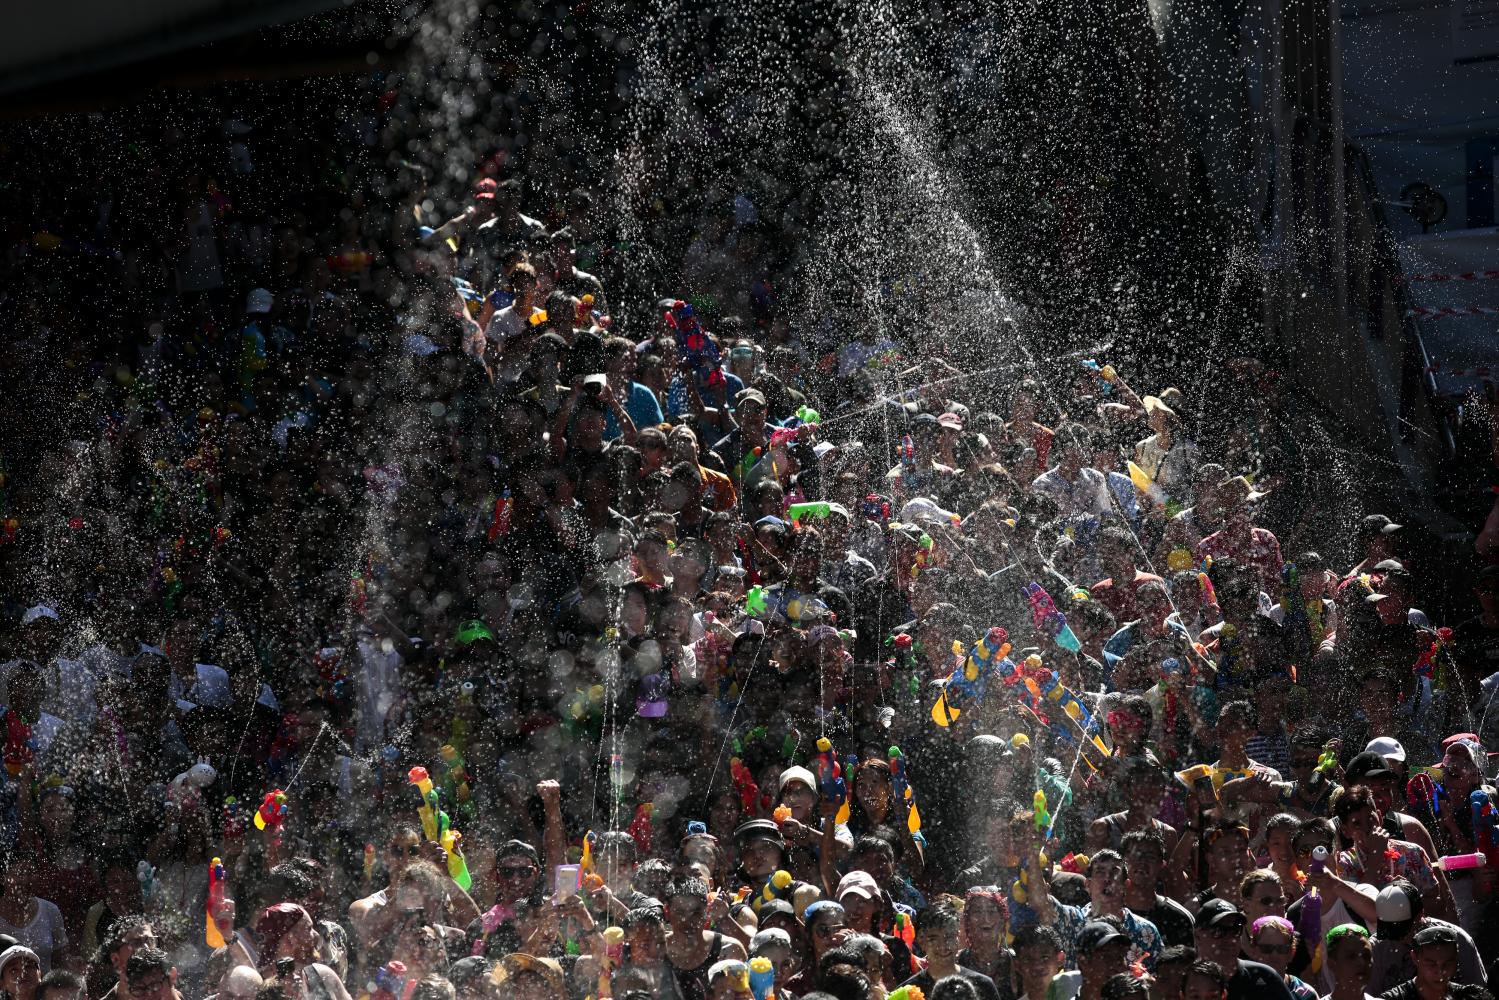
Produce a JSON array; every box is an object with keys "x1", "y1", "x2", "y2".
[
  {"x1": 498, "y1": 865, "x2": 537, "y2": 879},
  {"x1": 1251, "y1": 894, "x2": 1286, "y2": 908},
  {"x1": 1207, "y1": 923, "x2": 1244, "y2": 939},
  {"x1": 392, "y1": 843, "x2": 422, "y2": 856},
  {"x1": 1254, "y1": 941, "x2": 1293, "y2": 955}
]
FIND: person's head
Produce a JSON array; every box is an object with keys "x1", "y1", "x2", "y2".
[
  {"x1": 929, "y1": 975, "x2": 982, "y2": 1000},
  {"x1": 1151, "y1": 946, "x2": 1197, "y2": 999},
  {"x1": 103, "y1": 915, "x2": 157, "y2": 978},
  {"x1": 664, "y1": 874, "x2": 711, "y2": 935},
  {"x1": 258, "y1": 903, "x2": 317, "y2": 966},
  {"x1": 1097, "y1": 527, "x2": 1138, "y2": 581},
  {"x1": 1120, "y1": 829, "x2": 1167, "y2": 891},
  {"x1": 1333, "y1": 785, "x2": 1381, "y2": 846},
  {"x1": 1193, "y1": 899, "x2": 1248, "y2": 969},
  {"x1": 849, "y1": 835, "x2": 897, "y2": 887},
  {"x1": 734, "y1": 821, "x2": 787, "y2": 880},
  {"x1": 749, "y1": 929, "x2": 795, "y2": 989},
  {"x1": 1324, "y1": 924, "x2": 1372, "y2": 993},
  {"x1": 1262, "y1": 813, "x2": 1300, "y2": 867},
  {"x1": 124, "y1": 947, "x2": 174, "y2": 1000},
  {"x1": 494, "y1": 840, "x2": 543, "y2": 905},
  {"x1": 802, "y1": 901, "x2": 848, "y2": 963},
  {"x1": 1106, "y1": 703, "x2": 1152, "y2": 755},
  {"x1": 1135, "y1": 581, "x2": 1173, "y2": 632},
  {"x1": 1201, "y1": 822, "x2": 1251, "y2": 886},
  {"x1": 1245, "y1": 915, "x2": 1296, "y2": 974},
  {"x1": 1098, "y1": 973, "x2": 1148, "y2": 1000},
  {"x1": 1291, "y1": 817, "x2": 1336, "y2": 874},
  {"x1": 1239, "y1": 869, "x2": 1287, "y2": 923},
  {"x1": 1181, "y1": 958, "x2": 1229, "y2": 1000},
  {"x1": 1075, "y1": 917, "x2": 1131, "y2": 983},
  {"x1": 1440, "y1": 737, "x2": 1485, "y2": 792},
  {"x1": 1409, "y1": 925, "x2": 1461, "y2": 994},
  {"x1": 385, "y1": 822, "x2": 422, "y2": 880},
  {"x1": 37, "y1": 969, "x2": 83, "y2": 1000},
  {"x1": 1012, "y1": 925, "x2": 1064, "y2": 991},
  {"x1": 492, "y1": 954, "x2": 565, "y2": 1000},
  {"x1": 776, "y1": 766, "x2": 818, "y2": 820},
  {"x1": 1086, "y1": 849, "x2": 1128, "y2": 909},
  {"x1": 961, "y1": 886, "x2": 1008, "y2": 952},
  {"x1": 1216, "y1": 700, "x2": 1254, "y2": 752},
  {"x1": 1368, "y1": 566, "x2": 1415, "y2": 625},
  {"x1": 834, "y1": 871, "x2": 881, "y2": 934},
  {"x1": 813, "y1": 946, "x2": 871, "y2": 1000},
  {"x1": 913, "y1": 900, "x2": 962, "y2": 965},
  {"x1": 735, "y1": 390, "x2": 769, "y2": 434},
  {"x1": 218, "y1": 966, "x2": 264, "y2": 1000},
  {"x1": 0, "y1": 947, "x2": 39, "y2": 1000},
  {"x1": 1374, "y1": 880, "x2": 1424, "y2": 942}
]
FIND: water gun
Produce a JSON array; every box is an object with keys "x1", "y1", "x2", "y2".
[
  {"x1": 773, "y1": 804, "x2": 793, "y2": 826},
  {"x1": 407, "y1": 767, "x2": 450, "y2": 843},
  {"x1": 1033, "y1": 790, "x2": 1053, "y2": 838},
  {"x1": 439, "y1": 745, "x2": 474, "y2": 823},
  {"x1": 888, "y1": 988, "x2": 926, "y2": 1000},
  {"x1": 814, "y1": 737, "x2": 848, "y2": 822},
  {"x1": 893, "y1": 911, "x2": 915, "y2": 949},
  {"x1": 753, "y1": 870, "x2": 794, "y2": 912},
  {"x1": 787, "y1": 501, "x2": 832, "y2": 522},
  {"x1": 363, "y1": 844, "x2": 376, "y2": 884},
  {"x1": 1309, "y1": 741, "x2": 1340, "y2": 789},
  {"x1": 1438, "y1": 853, "x2": 1489, "y2": 871},
  {"x1": 1298, "y1": 887, "x2": 1323, "y2": 974},
  {"x1": 730, "y1": 757, "x2": 763, "y2": 816},
  {"x1": 486, "y1": 487, "x2": 514, "y2": 541},
  {"x1": 745, "y1": 585, "x2": 768, "y2": 617},
  {"x1": 1019, "y1": 658, "x2": 1111, "y2": 763},
  {"x1": 441, "y1": 829, "x2": 473, "y2": 891},
  {"x1": 1308, "y1": 845, "x2": 1329, "y2": 876},
  {"x1": 1473, "y1": 790, "x2": 1499, "y2": 873},
  {"x1": 1023, "y1": 582, "x2": 1082, "y2": 652},
  {"x1": 909, "y1": 532, "x2": 935, "y2": 581},
  {"x1": 795, "y1": 405, "x2": 821, "y2": 425},
  {"x1": 3, "y1": 710, "x2": 34, "y2": 777},
  {"x1": 1407, "y1": 772, "x2": 1440, "y2": 820},
  {"x1": 1080, "y1": 359, "x2": 1117, "y2": 393},
  {"x1": 861, "y1": 494, "x2": 891, "y2": 523},
  {"x1": 253, "y1": 789, "x2": 288, "y2": 833},
  {"x1": 899, "y1": 434, "x2": 919, "y2": 489},
  {"x1": 598, "y1": 925, "x2": 625, "y2": 998},
  {"x1": 369, "y1": 960, "x2": 408, "y2": 1000},
  {"x1": 748, "y1": 956, "x2": 775, "y2": 1000},
  {"x1": 206, "y1": 857, "x2": 227, "y2": 948},
  {"x1": 627, "y1": 802, "x2": 654, "y2": 855},
  {"x1": 888, "y1": 746, "x2": 922, "y2": 835},
  {"x1": 736, "y1": 446, "x2": 763, "y2": 483},
  {"x1": 931, "y1": 626, "x2": 1012, "y2": 727},
  {"x1": 1413, "y1": 627, "x2": 1455, "y2": 684},
  {"x1": 744, "y1": 585, "x2": 830, "y2": 624},
  {"x1": 665, "y1": 300, "x2": 722, "y2": 384}
]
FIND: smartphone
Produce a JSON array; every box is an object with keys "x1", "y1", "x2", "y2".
[{"x1": 553, "y1": 864, "x2": 581, "y2": 902}]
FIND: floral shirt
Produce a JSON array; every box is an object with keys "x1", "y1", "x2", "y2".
[
  {"x1": 1336, "y1": 838, "x2": 1437, "y2": 893},
  {"x1": 1053, "y1": 901, "x2": 1163, "y2": 971}
]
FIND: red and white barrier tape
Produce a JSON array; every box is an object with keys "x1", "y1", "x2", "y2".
[
  {"x1": 1408, "y1": 305, "x2": 1499, "y2": 319},
  {"x1": 1402, "y1": 269, "x2": 1499, "y2": 283}
]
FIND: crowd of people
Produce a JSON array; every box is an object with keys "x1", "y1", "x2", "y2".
[{"x1": 4, "y1": 77, "x2": 1499, "y2": 1000}]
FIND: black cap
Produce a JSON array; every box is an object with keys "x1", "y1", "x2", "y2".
[
  {"x1": 535, "y1": 332, "x2": 568, "y2": 353},
  {"x1": 734, "y1": 819, "x2": 785, "y2": 849},
  {"x1": 756, "y1": 898, "x2": 796, "y2": 923},
  {"x1": 1343, "y1": 750, "x2": 1395, "y2": 786},
  {"x1": 1197, "y1": 898, "x2": 1247, "y2": 929},
  {"x1": 1076, "y1": 920, "x2": 1130, "y2": 951}
]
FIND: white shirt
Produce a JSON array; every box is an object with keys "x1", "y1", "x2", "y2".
[
  {"x1": 1031, "y1": 466, "x2": 1114, "y2": 520},
  {"x1": 0, "y1": 898, "x2": 68, "y2": 971}
]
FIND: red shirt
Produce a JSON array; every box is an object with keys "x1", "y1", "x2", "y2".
[{"x1": 1196, "y1": 527, "x2": 1283, "y2": 592}]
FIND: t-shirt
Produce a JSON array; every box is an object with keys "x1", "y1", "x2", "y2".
[
  {"x1": 1337, "y1": 839, "x2": 1438, "y2": 894},
  {"x1": 603, "y1": 381, "x2": 665, "y2": 440},
  {"x1": 1369, "y1": 919, "x2": 1488, "y2": 994},
  {"x1": 1139, "y1": 895, "x2": 1195, "y2": 948},
  {"x1": 899, "y1": 965, "x2": 1005, "y2": 1000},
  {"x1": 0, "y1": 897, "x2": 68, "y2": 971}
]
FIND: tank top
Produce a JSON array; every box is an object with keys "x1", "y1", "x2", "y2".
[{"x1": 671, "y1": 931, "x2": 728, "y2": 1000}]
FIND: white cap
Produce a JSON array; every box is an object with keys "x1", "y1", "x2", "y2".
[
  {"x1": 1365, "y1": 736, "x2": 1407, "y2": 763},
  {"x1": 21, "y1": 605, "x2": 59, "y2": 626},
  {"x1": 245, "y1": 288, "x2": 275, "y2": 315}
]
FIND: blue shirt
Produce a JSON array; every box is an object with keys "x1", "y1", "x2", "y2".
[
  {"x1": 665, "y1": 369, "x2": 744, "y2": 419},
  {"x1": 603, "y1": 382, "x2": 664, "y2": 440}
]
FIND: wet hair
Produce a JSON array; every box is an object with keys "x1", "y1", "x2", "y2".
[
  {"x1": 915, "y1": 899, "x2": 961, "y2": 936},
  {"x1": 1218, "y1": 699, "x2": 1255, "y2": 729},
  {"x1": 1333, "y1": 785, "x2": 1377, "y2": 822},
  {"x1": 102, "y1": 915, "x2": 155, "y2": 959},
  {"x1": 1240, "y1": 868, "x2": 1282, "y2": 897},
  {"x1": 1120, "y1": 828, "x2": 1167, "y2": 862},
  {"x1": 1156, "y1": 945, "x2": 1197, "y2": 967},
  {"x1": 664, "y1": 874, "x2": 709, "y2": 901},
  {"x1": 815, "y1": 949, "x2": 871, "y2": 1000},
  {"x1": 38, "y1": 969, "x2": 83, "y2": 998},
  {"x1": 1012, "y1": 924, "x2": 1063, "y2": 953},
  {"x1": 124, "y1": 948, "x2": 172, "y2": 987},
  {"x1": 930, "y1": 976, "x2": 981, "y2": 1000},
  {"x1": 1100, "y1": 974, "x2": 1149, "y2": 1000},
  {"x1": 1184, "y1": 959, "x2": 1229, "y2": 989}
]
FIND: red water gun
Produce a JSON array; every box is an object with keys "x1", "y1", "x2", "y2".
[
  {"x1": 627, "y1": 802, "x2": 654, "y2": 855},
  {"x1": 253, "y1": 789, "x2": 288, "y2": 834},
  {"x1": 1412, "y1": 627, "x2": 1453, "y2": 681},
  {"x1": 730, "y1": 757, "x2": 762, "y2": 817},
  {"x1": 814, "y1": 737, "x2": 846, "y2": 810}
]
